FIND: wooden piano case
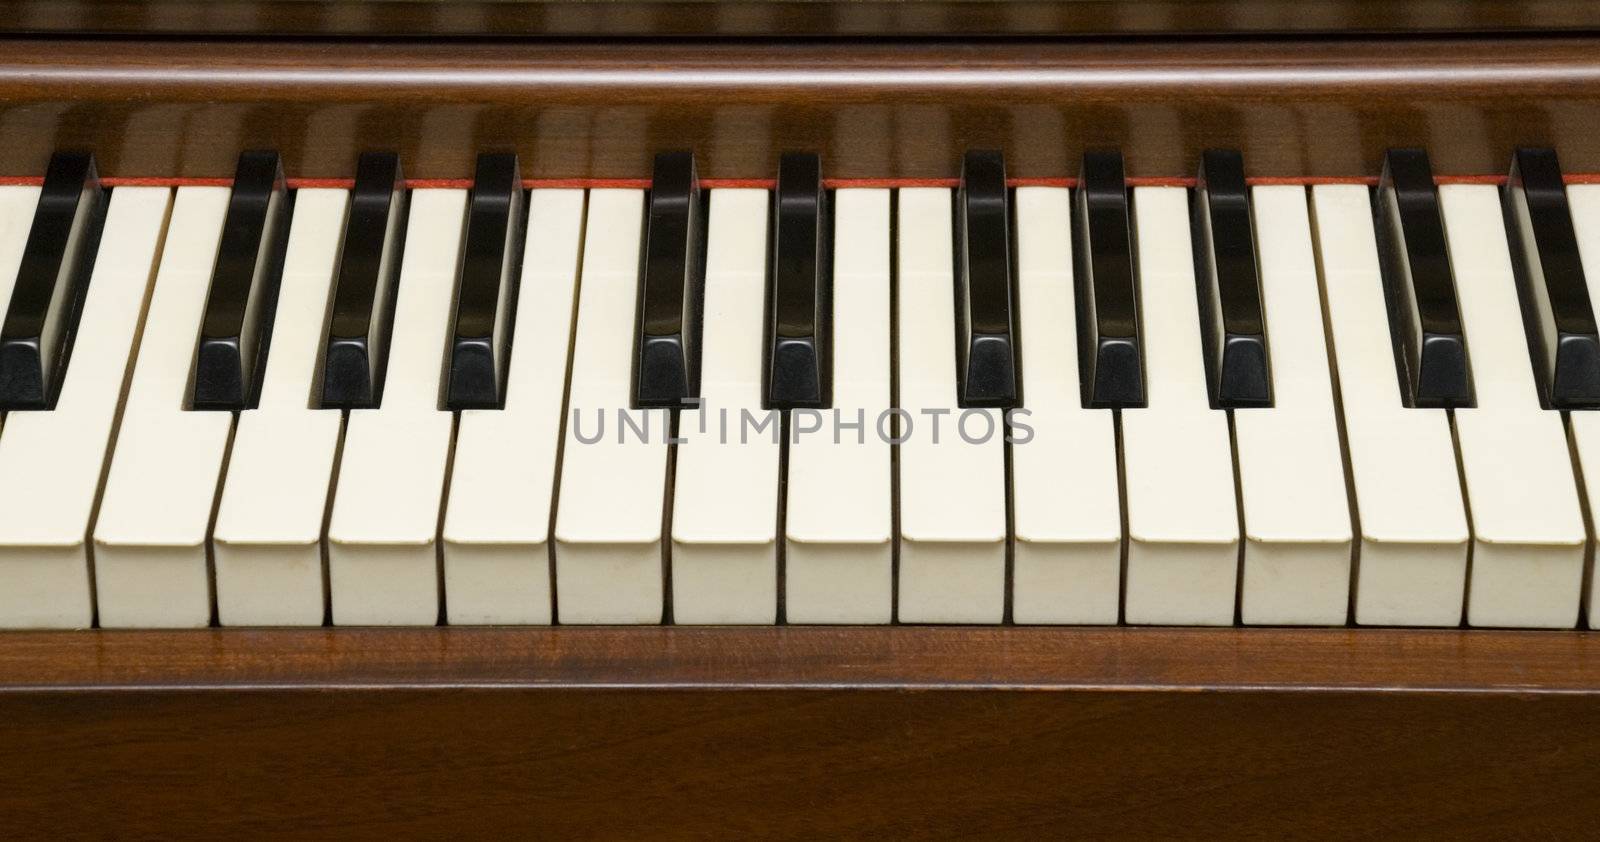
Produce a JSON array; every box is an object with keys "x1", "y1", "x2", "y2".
[
  {"x1": 4, "y1": 627, "x2": 1599, "y2": 836},
  {"x1": 2, "y1": 2, "x2": 1599, "y2": 837}
]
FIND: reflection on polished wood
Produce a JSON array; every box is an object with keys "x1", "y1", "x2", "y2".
[
  {"x1": 0, "y1": 37, "x2": 1595, "y2": 180},
  {"x1": 2, "y1": 0, "x2": 1598, "y2": 37},
  {"x1": 1, "y1": 627, "x2": 1598, "y2": 837},
  {"x1": 4, "y1": 626, "x2": 1600, "y2": 690}
]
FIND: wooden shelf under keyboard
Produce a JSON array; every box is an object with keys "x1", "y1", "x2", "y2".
[{"x1": 1, "y1": 626, "x2": 1596, "y2": 836}]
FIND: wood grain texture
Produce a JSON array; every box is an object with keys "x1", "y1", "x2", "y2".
[
  {"x1": 1, "y1": 628, "x2": 1598, "y2": 838},
  {"x1": 0, "y1": 37, "x2": 1597, "y2": 180},
  {"x1": 2, "y1": 28, "x2": 1598, "y2": 836},
  {"x1": 4, "y1": 690, "x2": 1597, "y2": 838},
  {"x1": 4, "y1": 0, "x2": 1600, "y2": 38},
  {"x1": 3, "y1": 626, "x2": 1600, "y2": 691}
]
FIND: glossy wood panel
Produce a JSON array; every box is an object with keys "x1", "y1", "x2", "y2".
[
  {"x1": 0, "y1": 37, "x2": 1597, "y2": 180},
  {"x1": 4, "y1": 690, "x2": 1597, "y2": 837},
  {"x1": 3, "y1": 0, "x2": 1599, "y2": 37},
  {"x1": 1, "y1": 627, "x2": 1597, "y2": 837},
  {"x1": 3, "y1": 626, "x2": 1600, "y2": 690}
]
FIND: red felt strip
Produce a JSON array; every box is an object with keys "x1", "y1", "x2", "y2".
[
  {"x1": 525, "y1": 178, "x2": 652, "y2": 189},
  {"x1": 824, "y1": 177, "x2": 960, "y2": 189},
  {"x1": 1248, "y1": 175, "x2": 1377, "y2": 186},
  {"x1": 1009, "y1": 177, "x2": 1077, "y2": 188},
  {"x1": 1434, "y1": 174, "x2": 1506, "y2": 185},
  {"x1": 1125, "y1": 176, "x2": 1196, "y2": 187},
  {"x1": 698, "y1": 178, "x2": 776, "y2": 189}
]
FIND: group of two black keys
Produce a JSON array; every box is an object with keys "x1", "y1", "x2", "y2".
[
  {"x1": 1, "y1": 144, "x2": 1595, "y2": 416},
  {"x1": 1350, "y1": 145, "x2": 1600, "y2": 412}
]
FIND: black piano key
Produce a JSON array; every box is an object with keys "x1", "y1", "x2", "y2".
[
  {"x1": 1074, "y1": 150, "x2": 1145, "y2": 408},
  {"x1": 1504, "y1": 147, "x2": 1600, "y2": 409},
  {"x1": 1375, "y1": 148, "x2": 1474, "y2": 409},
  {"x1": 954, "y1": 150, "x2": 1019, "y2": 409},
  {"x1": 0, "y1": 152, "x2": 105, "y2": 410},
  {"x1": 633, "y1": 150, "x2": 707, "y2": 409},
  {"x1": 765, "y1": 152, "x2": 830, "y2": 409},
  {"x1": 1192, "y1": 149, "x2": 1272, "y2": 408},
  {"x1": 191, "y1": 150, "x2": 291, "y2": 411},
  {"x1": 322, "y1": 152, "x2": 408, "y2": 409},
  {"x1": 446, "y1": 153, "x2": 523, "y2": 410}
]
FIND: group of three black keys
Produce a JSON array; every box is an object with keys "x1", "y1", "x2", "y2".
[{"x1": 0, "y1": 144, "x2": 1593, "y2": 422}]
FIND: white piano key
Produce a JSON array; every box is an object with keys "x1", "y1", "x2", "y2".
[
  {"x1": 93, "y1": 187, "x2": 233, "y2": 628},
  {"x1": 0, "y1": 184, "x2": 43, "y2": 459},
  {"x1": 0, "y1": 185, "x2": 42, "y2": 428},
  {"x1": 1233, "y1": 186, "x2": 1353, "y2": 626},
  {"x1": 1009, "y1": 187, "x2": 1121, "y2": 624},
  {"x1": 785, "y1": 189, "x2": 893, "y2": 624},
  {"x1": 1312, "y1": 184, "x2": 1469, "y2": 626},
  {"x1": 554, "y1": 189, "x2": 670, "y2": 624},
  {"x1": 671, "y1": 189, "x2": 779, "y2": 624},
  {"x1": 326, "y1": 189, "x2": 462, "y2": 626},
  {"x1": 1121, "y1": 186, "x2": 1240, "y2": 625},
  {"x1": 442, "y1": 189, "x2": 584, "y2": 625},
  {"x1": 1567, "y1": 185, "x2": 1600, "y2": 629},
  {"x1": 212, "y1": 189, "x2": 347, "y2": 626},
  {"x1": 0, "y1": 186, "x2": 41, "y2": 327},
  {"x1": 895, "y1": 188, "x2": 1006, "y2": 624},
  {"x1": 1441, "y1": 185, "x2": 1585, "y2": 627},
  {"x1": 1565, "y1": 185, "x2": 1600, "y2": 628},
  {"x1": 0, "y1": 187, "x2": 169, "y2": 628}
]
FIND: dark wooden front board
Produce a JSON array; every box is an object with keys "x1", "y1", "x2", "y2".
[{"x1": 1, "y1": 627, "x2": 1597, "y2": 837}]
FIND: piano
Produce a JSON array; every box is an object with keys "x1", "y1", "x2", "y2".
[{"x1": 3, "y1": 1, "x2": 1600, "y2": 835}]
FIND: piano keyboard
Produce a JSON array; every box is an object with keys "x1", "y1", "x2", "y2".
[{"x1": 0, "y1": 146, "x2": 1597, "y2": 630}]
